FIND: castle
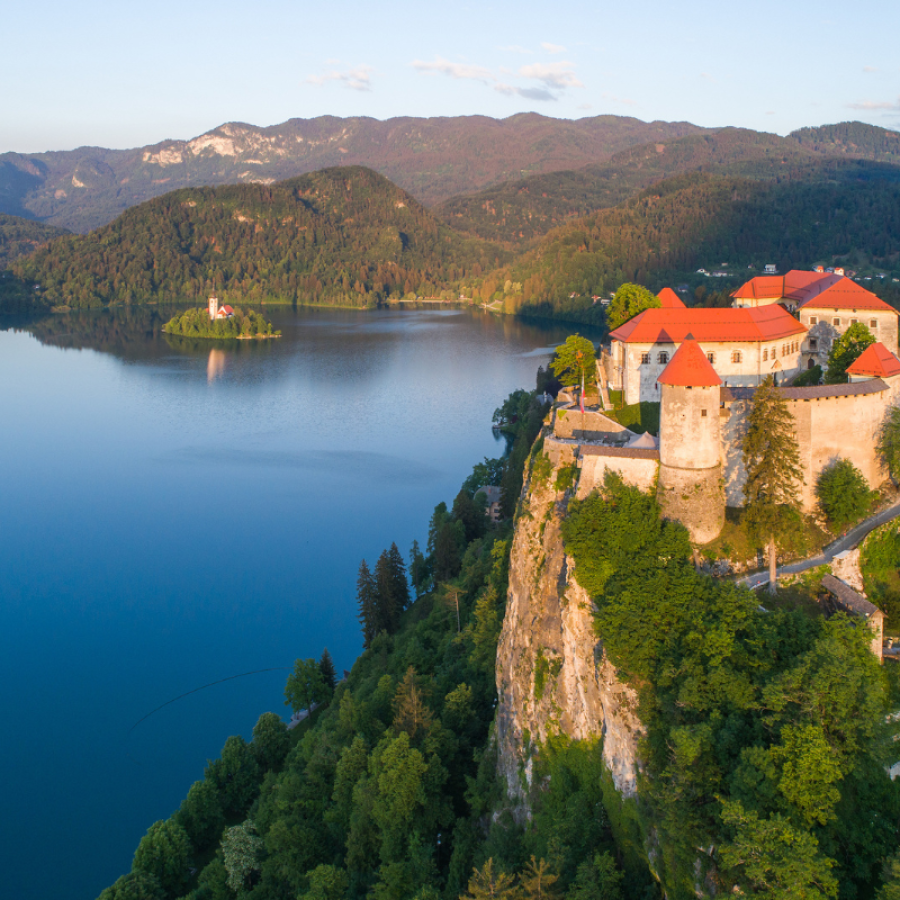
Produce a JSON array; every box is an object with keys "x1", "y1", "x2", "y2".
[{"x1": 548, "y1": 272, "x2": 900, "y2": 544}]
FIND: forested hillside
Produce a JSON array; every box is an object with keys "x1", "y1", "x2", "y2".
[
  {"x1": 790, "y1": 121, "x2": 900, "y2": 162},
  {"x1": 435, "y1": 129, "x2": 900, "y2": 246},
  {"x1": 473, "y1": 170, "x2": 900, "y2": 321},
  {"x1": 0, "y1": 114, "x2": 708, "y2": 232},
  {"x1": 12, "y1": 167, "x2": 509, "y2": 309},
  {"x1": 0, "y1": 213, "x2": 68, "y2": 267}
]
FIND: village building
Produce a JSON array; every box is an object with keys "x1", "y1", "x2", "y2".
[
  {"x1": 821, "y1": 574, "x2": 884, "y2": 661},
  {"x1": 602, "y1": 300, "x2": 807, "y2": 405},
  {"x1": 475, "y1": 485, "x2": 502, "y2": 523},
  {"x1": 208, "y1": 296, "x2": 234, "y2": 320}
]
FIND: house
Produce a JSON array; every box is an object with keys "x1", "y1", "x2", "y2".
[
  {"x1": 602, "y1": 305, "x2": 807, "y2": 405},
  {"x1": 208, "y1": 296, "x2": 234, "y2": 320},
  {"x1": 821, "y1": 574, "x2": 884, "y2": 661},
  {"x1": 764, "y1": 264, "x2": 777, "y2": 274},
  {"x1": 475, "y1": 485, "x2": 502, "y2": 522}
]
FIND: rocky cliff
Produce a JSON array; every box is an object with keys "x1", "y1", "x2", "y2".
[{"x1": 494, "y1": 441, "x2": 642, "y2": 817}]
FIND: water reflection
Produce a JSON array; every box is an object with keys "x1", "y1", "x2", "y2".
[{"x1": 207, "y1": 348, "x2": 227, "y2": 383}]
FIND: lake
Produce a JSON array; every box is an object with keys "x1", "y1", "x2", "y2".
[{"x1": 0, "y1": 304, "x2": 593, "y2": 900}]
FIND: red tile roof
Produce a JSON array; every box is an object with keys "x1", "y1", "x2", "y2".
[
  {"x1": 731, "y1": 269, "x2": 838, "y2": 303},
  {"x1": 658, "y1": 337, "x2": 722, "y2": 387},
  {"x1": 658, "y1": 287, "x2": 686, "y2": 309},
  {"x1": 609, "y1": 305, "x2": 806, "y2": 344},
  {"x1": 846, "y1": 342, "x2": 900, "y2": 378},
  {"x1": 797, "y1": 277, "x2": 896, "y2": 313}
]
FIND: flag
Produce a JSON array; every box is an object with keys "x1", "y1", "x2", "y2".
[{"x1": 580, "y1": 371, "x2": 585, "y2": 414}]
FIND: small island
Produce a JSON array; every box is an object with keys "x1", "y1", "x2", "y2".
[{"x1": 163, "y1": 297, "x2": 281, "y2": 339}]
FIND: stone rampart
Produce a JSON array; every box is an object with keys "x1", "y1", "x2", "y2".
[
  {"x1": 553, "y1": 406, "x2": 631, "y2": 442},
  {"x1": 576, "y1": 446, "x2": 659, "y2": 498}
]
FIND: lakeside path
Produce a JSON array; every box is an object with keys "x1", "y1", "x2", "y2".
[{"x1": 736, "y1": 497, "x2": 900, "y2": 590}]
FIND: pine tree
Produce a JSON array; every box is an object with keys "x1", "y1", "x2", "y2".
[
  {"x1": 741, "y1": 376, "x2": 804, "y2": 594},
  {"x1": 409, "y1": 539, "x2": 429, "y2": 597},
  {"x1": 374, "y1": 550, "x2": 399, "y2": 635},
  {"x1": 392, "y1": 666, "x2": 434, "y2": 741},
  {"x1": 463, "y1": 859, "x2": 520, "y2": 900},
  {"x1": 356, "y1": 560, "x2": 378, "y2": 648},
  {"x1": 520, "y1": 857, "x2": 560, "y2": 900},
  {"x1": 319, "y1": 647, "x2": 337, "y2": 690},
  {"x1": 387, "y1": 542, "x2": 411, "y2": 612}
]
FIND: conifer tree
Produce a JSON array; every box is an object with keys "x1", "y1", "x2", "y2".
[
  {"x1": 356, "y1": 560, "x2": 378, "y2": 648},
  {"x1": 519, "y1": 857, "x2": 560, "y2": 900},
  {"x1": 375, "y1": 550, "x2": 399, "y2": 635},
  {"x1": 387, "y1": 542, "x2": 410, "y2": 612},
  {"x1": 409, "y1": 539, "x2": 429, "y2": 597},
  {"x1": 741, "y1": 376, "x2": 804, "y2": 593},
  {"x1": 319, "y1": 647, "x2": 337, "y2": 690},
  {"x1": 464, "y1": 859, "x2": 519, "y2": 900},
  {"x1": 392, "y1": 666, "x2": 434, "y2": 741}
]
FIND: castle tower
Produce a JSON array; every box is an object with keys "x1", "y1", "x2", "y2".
[
  {"x1": 656, "y1": 337, "x2": 725, "y2": 544},
  {"x1": 208, "y1": 296, "x2": 219, "y2": 320}
]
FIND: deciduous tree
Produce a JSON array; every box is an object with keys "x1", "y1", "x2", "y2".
[
  {"x1": 606, "y1": 283, "x2": 660, "y2": 331},
  {"x1": 815, "y1": 458, "x2": 873, "y2": 532},
  {"x1": 550, "y1": 335, "x2": 597, "y2": 390},
  {"x1": 222, "y1": 819, "x2": 264, "y2": 893},
  {"x1": 285, "y1": 658, "x2": 331, "y2": 715},
  {"x1": 824, "y1": 322, "x2": 875, "y2": 384},
  {"x1": 176, "y1": 779, "x2": 224, "y2": 851},
  {"x1": 132, "y1": 819, "x2": 192, "y2": 897},
  {"x1": 877, "y1": 405, "x2": 900, "y2": 485},
  {"x1": 252, "y1": 711, "x2": 291, "y2": 772}
]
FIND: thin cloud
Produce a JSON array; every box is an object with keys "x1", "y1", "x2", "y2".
[
  {"x1": 519, "y1": 61, "x2": 583, "y2": 90},
  {"x1": 863, "y1": 66, "x2": 879, "y2": 73},
  {"x1": 307, "y1": 65, "x2": 373, "y2": 92},
  {"x1": 495, "y1": 83, "x2": 557, "y2": 102},
  {"x1": 847, "y1": 97, "x2": 900, "y2": 110},
  {"x1": 541, "y1": 42, "x2": 566, "y2": 53},
  {"x1": 601, "y1": 92, "x2": 637, "y2": 107},
  {"x1": 411, "y1": 57, "x2": 494, "y2": 83}
]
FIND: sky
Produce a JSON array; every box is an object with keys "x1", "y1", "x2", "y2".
[{"x1": 1, "y1": 0, "x2": 899, "y2": 154}]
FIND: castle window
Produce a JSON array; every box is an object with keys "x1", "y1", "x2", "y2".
[
  {"x1": 851, "y1": 318, "x2": 858, "y2": 326},
  {"x1": 763, "y1": 349, "x2": 768, "y2": 361},
  {"x1": 809, "y1": 339, "x2": 818, "y2": 351},
  {"x1": 809, "y1": 316, "x2": 818, "y2": 326},
  {"x1": 640, "y1": 352, "x2": 650, "y2": 364},
  {"x1": 707, "y1": 352, "x2": 715, "y2": 364},
  {"x1": 871, "y1": 319, "x2": 878, "y2": 329},
  {"x1": 701, "y1": 409, "x2": 707, "y2": 417},
  {"x1": 732, "y1": 350, "x2": 742, "y2": 363},
  {"x1": 658, "y1": 351, "x2": 668, "y2": 364},
  {"x1": 833, "y1": 317, "x2": 841, "y2": 326}
]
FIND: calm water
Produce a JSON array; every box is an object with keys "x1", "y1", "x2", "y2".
[{"x1": 0, "y1": 305, "x2": 590, "y2": 900}]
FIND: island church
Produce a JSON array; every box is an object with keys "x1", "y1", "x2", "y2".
[
  {"x1": 208, "y1": 296, "x2": 234, "y2": 320},
  {"x1": 601, "y1": 272, "x2": 900, "y2": 405}
]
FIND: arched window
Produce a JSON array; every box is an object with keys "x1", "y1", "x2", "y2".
[{"x1": 658, "y1": 351, "x2": 668, "y2": 364}]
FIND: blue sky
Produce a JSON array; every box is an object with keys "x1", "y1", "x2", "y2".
[{"x1": 2, "y1": 0, "x2": 898, "y2": 153}]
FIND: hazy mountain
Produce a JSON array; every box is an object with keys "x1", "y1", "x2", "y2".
[
  {"x1": 0, "y1": 114, "x2": 709, "y2": 233},
  {"x1": 0, "y1": 213, "x2": 69, "y2": 267},
  {"x1": 789, "y1": 121, "x2": 900, "y2": 162}
]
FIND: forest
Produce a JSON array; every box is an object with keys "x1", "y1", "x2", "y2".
[
  {"x1": 11, "y1": 167, "x2": 509, "y2": 309},
  {"x1": 164, "y1": 307, "x2": 280, "y2": 339}
]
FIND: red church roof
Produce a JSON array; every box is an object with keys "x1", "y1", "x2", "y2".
[
  {"x1": 657, "y1": 337, "x2": 722, "y2": 387},
  {"x1": 608, "y1": 305, "x2": 806, "y2": 344},
  {"x1": 846, "y1": 342, "x2": 900, "y2": 378},
  {"x1": 731, "y1": 270, "x2": 838, "y2": 303},
  {"x1": 658, "y1": 287, "x2": 686, "y2": 309}
]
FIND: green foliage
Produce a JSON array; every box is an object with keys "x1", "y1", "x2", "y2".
[
  {"x1": 97, "y1": 872, "x2": 165, "y2": 900},
  {"x1": 824, "y1": 322, "x2": 876, "y2": 384},
  {"x1": 606, "y1": 283, "x2": 660, "y2": 331},
  {"x1": 463, "y1": 859, "x2": 520, "y2": 900},
  {"x1": 252, "y1": 711, "x2": 291, "y2": 773},
  {"x1": 562, "y1": 475, "x2": 897, "y2": 899},
  {"x1": 793, "y1": 365, "x2": 822, "y2": 387},
  {"x1": 567, "y1": 853, "x2": 623, "y2": 900},
  {"x1": 163, "y1": 305, "x2": 279, "y2": 339},
  {"x1": 877, "y1": 405, "x2": 900, "y2": 485},
  {"x1": 604, "y1": 401, "x2": 660, "y2": 435},
  {"x1": 0, "y1": 213, "x2": 69, "y2": 267},
  {"x1": 815, "y1": 458, "x2": 873, "y2": 531},
  {"x1": 861, "y1": 522, "x2": 900, "y2": 621},
  {"x1": 550, "y1": 335, "x2": 597, "y2": 389},
  {"x1": 205, "y1": 735, "x2": 262, "y2": 816},
  {"x1": 222, "y1": 819, "x2": 265, "y2": 893},
  {"x1": 132, "y1": 819, "x2": 192, "y2": 897},
  {"x1": 301, "y1": 864, "x2": 351, "y2": 900},
  {"x1": 12, "y1": 167, "x2": 509, "y2": 309},
  {"x1": 176, "y1": 779, "x2": 224, "y2": 851},
  {"x1": 357, "y1": 560, "x2": 379, "y2": 648},
  {"x1": 319, "y1": 648, "x2": 338, "y2": 691},
  {"x1": 554, "y1": 463, "x2": 579, "y2": 494},
  {"x1": 285, "y1": 658, "x2": 332, "y2": 714}
]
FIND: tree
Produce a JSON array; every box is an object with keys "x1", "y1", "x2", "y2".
[
  {"x1": 519, "y1": 857, "x2": 560, "y2": 900},
  {"x1": 463, "y1": 859, "x2": 520, "y2": 900},
  {"x1": 550, "y1": 335, "x2": 597, "y2": 391},
  {"x1": 375, "y1": 550, "x2": 401, "y2": 634},
  {"x1": 132, "y1": 819, "x2": 192, "y2": 897},
  {"x1": 741, "y1": 376, "x2": 804, "y2": 593},
  {"x1": 409, "y1": 539, "x2": 429, "y2": 598},
  {"x1": 606, "y1": 283, "x2": 660, "y2": 330},
  {"x1": 824, "y1": 322, "x2": 875, "y2": 384},
  {"x1": 453, "y1": 488, "x2": 487, "y2": 543},
  {"x1": 285, "y1": 658, "x2": 331, "y2": 715},
  {"x1": 877, "y1": 405, "x2": 900, "y2": 485},
  {"x1": 815, "y1": 459, "x2": 873, "y2": 531},
  {"x1": 357, "y1": 559, "x2": 378, "y2": 648},
  {"x1": 176, "y1": 779, "x2": 224, "y2": 850},
  {"x1": 98, "y1": 873, "x2": 165, "y2": 900},
  {"x1": 252, "y1": 711, "x2": 291, "y2": 772},
  {"x1": 301, "y1": 865, "x2": 351, "y2": 900},
  {"x1": 205, "y1": 735, "x2": 261, "y2": 815},
  {"x1": 319, "y1": 647, "x2": 338, "y2": 691},
  {"x1": 392, "y1": 666, "x2": 434, "y2": 741},
  {"x1": 877, "y1": 852, "x2": 900, "y2": 900},
  {"x1": 387, "y1": 542, "x2": 410, "y2": 613},
  {"x1": 566, "y1": 854, "x2": 622, "y2": 900},
  {"x1": 222, "y1": 819, "x2": 264, "y2": 893}
]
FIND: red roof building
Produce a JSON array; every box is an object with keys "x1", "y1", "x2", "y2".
[
  {"x1": 657, "y1": 338, "x2": 722, "y2": 387},
  {"x1": 658, "y1": 287, "x2": 686, "y2": 309},
  {"x1": 796, "y1": 277, "x2": 896, "y2": 313},
  {"x1": 731, "y1": 270, "x2": 839, "y2": 308},
  {"x1": 846, "y1": 342, "x2": 900, "y2": 379}
]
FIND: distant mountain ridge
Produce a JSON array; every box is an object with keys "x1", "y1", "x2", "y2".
[{"x1": 0, "y1": 114, "x2": 709, "y2": 233}]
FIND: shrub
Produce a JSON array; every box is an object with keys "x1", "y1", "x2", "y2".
[
  {"x1": 793, "y1": 365, "x2": 822, "y2": 387},
  {"x1": 815, "y1": 458, "x2": 873, "y2": 531}
]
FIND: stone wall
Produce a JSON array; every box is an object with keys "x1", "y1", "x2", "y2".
[
  {"x1": 577, "y1": 449, "x2": 659, "y2": 498},
  {"x1": 657, "y1": 464, "x2": 725, "y2": 545},
  {"x1": 553, "y1": 407, "x2": 631, "y2": 442}
]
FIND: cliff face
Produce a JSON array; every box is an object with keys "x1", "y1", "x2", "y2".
[{"x1": 494, "y1": 448, "x2": 642, "y2": 816}]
